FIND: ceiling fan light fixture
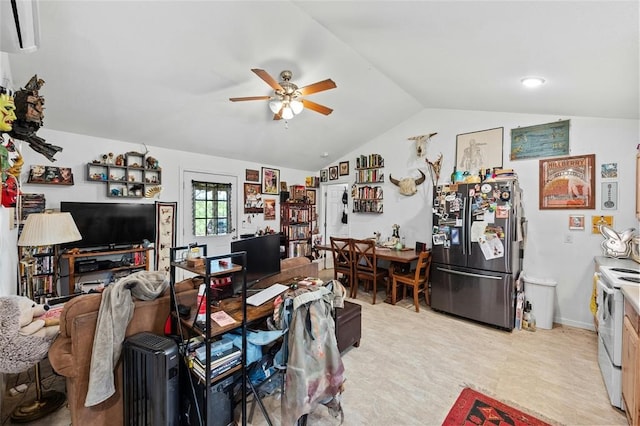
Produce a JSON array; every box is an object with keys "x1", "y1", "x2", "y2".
[
  {"x1": 281, "y1": 106, "x2": 294, "y2": 120},
  {"x1": 269, "y1": 99, "x2": 283, "y2": 114},
  {"x1": 290, "y1": 99, "x2": 303, "y2": 115}
]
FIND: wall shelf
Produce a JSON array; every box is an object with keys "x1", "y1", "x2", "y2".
[{"x1": 86, "y1": 151, "x2": 161, "y2": 198}]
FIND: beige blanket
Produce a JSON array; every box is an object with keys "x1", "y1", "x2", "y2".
[{"x1": 84, "y1": 270, "x2": 168, "y2": 407}]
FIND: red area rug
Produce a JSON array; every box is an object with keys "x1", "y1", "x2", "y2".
[{"x1": 443, "y1": 387, "x2": 552, "y2": 426}]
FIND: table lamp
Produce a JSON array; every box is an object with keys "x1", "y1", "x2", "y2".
[{"x1": 13, "y1": 211, "x2": 81, "y2": 422}]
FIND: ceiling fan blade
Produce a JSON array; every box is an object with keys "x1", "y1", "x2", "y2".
[
  {"x1": 229, "y1": 96, "x2": 271, "y2": 102},
  {"x1": 251, "y1": 68, "x2": 283, "y2": 91},
  {"x1": 302, "y1": 99, "x2": 333, "y2": 115},
  {"x1": 298, "y1": 79, "x2": 337, "y2": 96}
]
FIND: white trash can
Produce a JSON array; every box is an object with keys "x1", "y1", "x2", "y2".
[{"x1": 522, "y1": 273, "x2": 557, "y2": 330}]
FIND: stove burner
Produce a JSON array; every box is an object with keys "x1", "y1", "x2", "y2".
[
  {"x1": 620, "y1": 276, "x2": 640, "y2": 283},
  {"x1": 610, "y1": 268, "x2": 640, "y2": 275}
]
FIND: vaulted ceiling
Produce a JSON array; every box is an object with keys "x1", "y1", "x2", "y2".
[{"x1": 6, "y1": 1, "x2": 639, "y2": 171}]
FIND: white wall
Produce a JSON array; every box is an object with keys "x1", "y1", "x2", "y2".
[
  {"x1": 322, "y1": 108, "x2": 639, "y2": 330},
  {"x1": 8, "y1": 110, "x2": 640, "y2": 330}
]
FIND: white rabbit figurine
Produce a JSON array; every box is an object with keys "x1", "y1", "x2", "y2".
[{"x1": 599, "y1": 225, "x2": 636, "y2": 258}]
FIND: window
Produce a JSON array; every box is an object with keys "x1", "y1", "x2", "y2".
[{"x1": 192, "y1": 180, "x2": 233, "y2": 236}]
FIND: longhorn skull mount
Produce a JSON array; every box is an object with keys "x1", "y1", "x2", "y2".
[{"x1": 389, "y1": 170, "x2": 426, "y2": 196}]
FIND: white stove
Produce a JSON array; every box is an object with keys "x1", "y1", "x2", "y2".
[{"x1": 596, "y1": 264, "x2": 640, "y2": 409}]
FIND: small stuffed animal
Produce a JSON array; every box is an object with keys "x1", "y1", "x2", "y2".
[
  {"x1": 0, "y1": 296, "x2": 59, "y2": 374},
  {"x1": 16, "y1": 296, "x2": 60, "y2": 339},
  {"x1": 600, "y1": 225, "x2": 636, "y2": 258}
]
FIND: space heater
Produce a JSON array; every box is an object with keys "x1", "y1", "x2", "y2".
[{"x1": 124, "y1": 332, "x2": 180, "y2": 426}]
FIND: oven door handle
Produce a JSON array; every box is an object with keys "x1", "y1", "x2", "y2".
[{"x1": 597, "y1": 279, "x2": 614, "y2": 322}]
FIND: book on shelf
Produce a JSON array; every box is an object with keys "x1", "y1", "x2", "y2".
[
  {"x1": 194, "y1": 344, "x2": 240, "y2": 365},
  {"x1": 191, "y1": 355, "x2": 242, "y2": 382}
]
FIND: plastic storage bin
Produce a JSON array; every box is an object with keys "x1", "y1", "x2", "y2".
[{"x1": 522, "y1": 273, "x2": 557, "y2": 329}]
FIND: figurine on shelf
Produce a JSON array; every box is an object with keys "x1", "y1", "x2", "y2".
[
  {"x1": 115, "y1": 154, "x2": 124, "y2": 166},
  {"x1": 145, "y1": 156, "x2": 159, "y2": 169}
]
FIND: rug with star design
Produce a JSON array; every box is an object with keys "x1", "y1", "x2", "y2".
[{"x1": 442, "y1": 387, "x2": 552, "y2": 426}]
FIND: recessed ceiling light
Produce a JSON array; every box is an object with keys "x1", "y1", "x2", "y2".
[
  {"x1": 321, "y1": 152, "x2": 329, "y2": 158},
  {"x1": 521, "y1": 77, "x2": 546, "y2": 88}
]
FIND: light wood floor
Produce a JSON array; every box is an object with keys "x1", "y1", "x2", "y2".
[{"x1": 1, "y1": 268, "x2": 628, "y2": 425}]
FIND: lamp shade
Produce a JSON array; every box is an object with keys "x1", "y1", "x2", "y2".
[{"x1": 17, "y1": 212, "x2": 82, "y2": 246}]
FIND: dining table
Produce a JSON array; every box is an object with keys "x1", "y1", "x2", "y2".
[{"x1": 314, "y1": 243, "x2": 421, "y2": 303}]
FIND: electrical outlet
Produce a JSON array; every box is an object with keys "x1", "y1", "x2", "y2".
[{"x1": 564, "y1": 234, "x2": 573, "y2": 244}]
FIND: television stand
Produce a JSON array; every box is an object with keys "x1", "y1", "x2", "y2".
[{"x1": 61, "y1": 247, "x2": 153, "y2": 294}]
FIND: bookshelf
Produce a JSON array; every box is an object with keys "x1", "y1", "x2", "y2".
[
  {"x1": 353, "y1": 153, "x2": 384, "y2": 214},
  {"x1": 280, "y1": 202, "x2": 314, "y2": 258}
]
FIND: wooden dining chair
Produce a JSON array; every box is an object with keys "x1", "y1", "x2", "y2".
[
  {"x1": 391, "y1": 250, "x2": 432, "y2": 312},
  {"x1": 330, "y1": 237, "x2": 354, "y2": 293},
  {"x1": 352, "y1": 238, "x2": 388, "y2": 304}
]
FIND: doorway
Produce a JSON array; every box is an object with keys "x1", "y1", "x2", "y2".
[
  {"x1": 321, "y1": 183, "x2": 349, "y2": 269},
  {"x1": 180, "y1": 169, "x2": 238, "y2": 256}
]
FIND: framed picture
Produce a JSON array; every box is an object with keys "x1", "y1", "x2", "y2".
[
  {"x1": 568, "y1": 214, "x2": 585, "y2": 230},
  {"x1": 27, "y1": 165, "x2": 74, "y2": 185},
  {"x1": 601, "y1": 182, "x2": 617, "y2": 210},
  {"x1": 592, "y1": 215, "x2": 614, "y2": 234},
  {"x1": 329, "y1": 166, "x2": 338, "y2": 180},
  {"x1": 245, "y1": 169, "x2": 260, "y2": 182},
  {"x1": 320, "y1": 169, "x2": 328, "y2": 182},
  {"x1": 264, "y1": 199, "x2": 276, "y2": 220},
  {"x1": 261, "y1": 167, "x2": 280, "y2": 194},
  {"x1": 244, "y1": 183, "x2": 263, "y2": 213},
  {"x1": 455, "y1": 127, "x2": 503, "y2": 172},
  {"x1": 280, "y1": 181, "x2": 288, "y2": 192},
  {"x1": 339, "y1": 161, "x2": 349, "y2": 176},
  {"x1": 155, "y1": 201, "x2": 177, "y2": 273},
  {"x1": 601, "y1": 163, "x2": 618, "y2": 178},
  {"x1": 539, "y1": 154, "x2": 595, "y2": 210},
  {"x1": 510, "y1": 120, "x2": 570, "y2": 160},
  {"x1": 306, "y1": 189, "x2": 316, "y2": 204}
]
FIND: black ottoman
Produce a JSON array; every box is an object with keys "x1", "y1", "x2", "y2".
[{"x1": 334, "y1": 300, "x2": 362, "y2": 353}]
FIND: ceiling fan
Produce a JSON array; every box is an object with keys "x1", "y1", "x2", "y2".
[{"x1": 229, "y1": 69, "x2": 336, "y2": 120}]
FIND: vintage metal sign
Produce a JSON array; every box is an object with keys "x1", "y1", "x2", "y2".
[{"x1": 510, "y1": 120, "x2": 570, "y2": 160}]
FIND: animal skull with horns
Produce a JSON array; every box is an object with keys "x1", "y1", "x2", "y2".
[{"x1": 389, "y1": 170, "x2": 426, "y2": 196}]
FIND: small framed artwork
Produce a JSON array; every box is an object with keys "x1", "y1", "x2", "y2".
[
  {"x1": 320, "y1": 169, "x2": 328, "y2": 182},
  {"x1": 244, "y1": 183, "x2": 263, "y2": 213},
  {"x1": 280, "y1": 181, "x2": 288, "y2": 192},
  {"x1": 568, "y1": 214, "x2": 585, "y2": 230},
  {"x1": 539, "y1": 154, "x2": 595, "y2": 210},
  {"x1": 261, "y1": 167, "x2": 280, "y2": 194},
  {"x1": 264, "y1": 199, "x2": 276, "y2": 220},
  {"x1": 306, "y1": 189, "x2": 316, "y2": 204},
  {"x1": 339, "y1": 161, "x2": 349, "y2": 176},
  {"x1": 592, "y1": 215, "x2": 614, "y2": 234},
  {"x1": 455, "y1": 127, "x2": 504, "y2": 172},
  {"x1": 329, "y1": 166, "x2": 339, "y2": 180},
  {"x1": 601, "y1": 182, "x2": 617, "y2": 210},
  {"x1": 245, "y1": 169, "x2": 260, "y2": 182},
  {"x1": 27, "y1": 165, "x2": 74, "y2": 185},
  {"x1": 601, "y1": 163, "x2": 617, "y2": 178}
]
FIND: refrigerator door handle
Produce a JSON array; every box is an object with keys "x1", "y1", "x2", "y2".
[
  {"x1": 461, "y1": 196, "x2": 467, "y2": 256},
  {"x1": 436, "y1": 267, "x2": 502, "y2": 280},
  {"x1": 466, "y1": 194, "x2": 473, "y2": 255}
]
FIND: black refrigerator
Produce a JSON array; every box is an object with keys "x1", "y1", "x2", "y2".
[{"x1": 430, "y1": 180, "x2": 522, "y2": 330}]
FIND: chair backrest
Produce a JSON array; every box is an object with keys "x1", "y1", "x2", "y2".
[
  {"x1": 413, "y1": 250, "x2": 432, "y2": 282},
  {"x1": 351, "y1": 238, "x2": 377, "y2": 274},
  {"x1": 330, "y1": 237, "x2": 353, "y2": 270}
]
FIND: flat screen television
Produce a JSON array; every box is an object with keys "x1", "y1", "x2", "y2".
[
  {"x1": 230, "y1": 234, "x2": 281, "y2": 288},
  {"x1": 60, "y1": 202, "x2": 156, "y2": 250}
]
